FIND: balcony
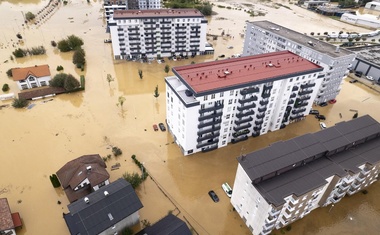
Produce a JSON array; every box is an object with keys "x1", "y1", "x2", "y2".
[
  {"x1": 294, "y1": 102, "x2": 308, "y2": 108},
  {"x1": 236, "y1": 110, "x2": 255, "y2": 118},
  {"x1": 253, "y1": 126, "x2": 262, "y2": 131},
  {"x1": 199, "y1": 104, "x2": 224, "y2": 114},
  {"x1": 197, "y1": 131, "x2": 220, "y2": 142},
  {"x1": 361, "y1": 168, "x2": 371, "y2": 176},
  {"x1": 299, "y1": 95, "x2": 311, "y2": 101},
  {"x1": 252, "y1": 131, "x2": 260, "y2": 137},
  {"x1": 262, "y1": 222, "x2": 275, "y2": 231},
  {"x1": 237, "y1": 103, "x2": 256, "y2": 111},
  {"x1": 196, "y1": 138, "x2": 219, "y2": 149},
  {"x1": 282, "y1": 209, "x2": 292, "y2": 219},
  {"x1": 350, "y1": 182, "x2": 360, "y2": 189},
  {"x1": 255, "y1": 119, "x2": 264, "y2": 125},
  {"x1": 234, "y1": 123, "x2": 252, "y2": 132},
  {"x1": 301, "y1": 83, "x2": 316, "y2": 89},
  {"x1": 240, "y1": 87, "x2": 259, "y2": 95},
  {"x1": 342, "y1": 177, "x2": 354, "y2": 184},
  {"x1": 201, "y1": 144, "x2": 218, "y2": 152},
  {"x1": 290, "y1": 93, "x2": 297, "y2": 98},
  {"x1": 290, "y1": 114, "x2": 304, "y2": 120},
  {"x1": 258, "y1": 107, "x2": 267, "y2": 113},
  {"x1": 256, "y1": 113, "x2": 265, "y2": 119},
  {"x1": 260, "y1": 100, "x2": 269, "y2": 106},
  {"x1": 329, "y1": 197, "x2": 342, "y2": 204},
  {"x1": 198, "y1": 118, "x2": 222, "y2": 129},
  {"x1": 292, "y1": 108, "x2": 306, "y2": 114},
  {"x1": 232, "y1": 129, "x2": 250, "y2": 138},
  {"x1": 356, "y1": 176, "x2": 365, "y2": 183},
  {"x1": 292, "y1": 86, "x2": 299, "y2": 91},
  {"x1": 234, "y1": 117, "x2": 253, "y2": 125},
  {"x1": 269, "y1": 209, "x2": 281, "y2": 217},
  {"x1": 338, "y1": 183, "x2": 350, "y2": 191},
  {"x1": 262, "y1": 92, "x2": 271, "y2": 98},
  {"x1": 238, "y1": 95, "x2": 258, "y2": 104},
  {"x1": 231, "y1": 135, "x2": 249, "y2": 144},
  {"x1": 265, "y1": 216, "x2": 277, "y2": 225},
  {"x1": 334, "y1": 190, "x2": 345, "y2": 198},
  {"x1": 287, "y1": 99, "x2": 294, "y2": 105},
  {"x1": 197, "y1": 125, "x2": 221, "y2": 136},
  {"x1": 298, "y1": 89, "x2": 313, "y2": 96}
]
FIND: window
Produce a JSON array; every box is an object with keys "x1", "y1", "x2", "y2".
[
  {"x1": 204, "y1": 96, "x2": 208, "y2": 101},
  {"x1": 220, "y1": 92, "x2": 224, "y2": 97},
  {"x1": 211, "y1": 94, "x2": 215, "y2": 99}
]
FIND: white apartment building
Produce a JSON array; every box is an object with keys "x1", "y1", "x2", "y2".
[
  {"x1": 109, "y1": 9, "x2": 208, "y2": 60},
  {"x1": 243, "y1": 20, "x2": 356, "y2": 104},
  {"x1": 103, "y1": 0, "x2": 161, "y2": 29},
  {"x1": 166, "y1": 51, "x2": 324, "y2": 156},
  {"x1": 231, "y1": 115, "x2": 380, "y2": 235}
]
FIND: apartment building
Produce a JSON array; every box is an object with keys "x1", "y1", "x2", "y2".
[
  {"x1": 104, "y1": 0, "x2": 161, "y2": 29},
  {"x1": 166, "y1": 51, "x2": 324, "y2": 156},
  {"x1": 243, "y1": 20, "x2": 356, "y2": 104},
  {"x1": 231, "y1": 115, "x2": 380, "y2": 235},
  {"x1": 109, "y1": 9, "x2": 208, "y2": 60}
]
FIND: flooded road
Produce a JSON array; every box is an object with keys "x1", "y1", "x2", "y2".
[{"x1": 0, "y1": 0, "x2": 380, "y2": 234}]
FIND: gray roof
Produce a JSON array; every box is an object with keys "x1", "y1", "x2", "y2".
[
  {"x1": 135, "y1": 214, "x2": 192, "y2": 235},
  {"x1": 64, "y1": 178, "x2": 143, "y2": 235},
  {"x1": 238, "y1": 115, "x2": 380, "y2": 206},
  {"x1": 248, "y1": 21, "x2": 354, "y2": 58}
]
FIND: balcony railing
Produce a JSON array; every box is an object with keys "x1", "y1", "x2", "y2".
[
  {"x1": 301, "y1": 83, "x2": 316, "y2": 89},
  {"x1": 240, "y1": 87, "x2": 259, "y2": 95},
  {"x1": 237, "y1": 103, "x2": 256, "y2": 111},
  {"x1": 338, "y1": 183, "x2": 350, "y2": 191},
  {"x1": 288, "y1": 99, "x2": 294, "y2": 105},
  {"x1": 292, "y1": 108, "x2": 306, "y2": 114},
  {"x1": 269, "y1": 209, "x2": 281, "y2": 217},
  {"x1": 197, "y1": 131, "x2": 220, "y2": 142},
  {"x1": 253, "y1": 126, "x2": 262, "y2": 131},
  {"x1": 234, "y1": 117, "x2": 253, "y2": 125},
  {"x1": 252, "y1": 131, "x2": 260, "y2": 137},
  {"x1": 255, "y1": 119, "x2": 264, "y2": 125},
  {"x1": 236, "y1": 110, "x2": 255, "y2": 118},
  {"x1": 199, "y1": 104, "x2": 224, "y2": 114},
  {"x1": 198, "y1": 119, "x2": 222, "y2": 129},
  {"x1": 290, "y1": 114, "x2": 304, "y2": 120},
  {"x1": 256, "y1": 113, "x2": 265, "y2": 119},
  {"x1": 258, "y1": 107, "x2": 267, "y2": 113},
  {"x1": 233, "y1": 123, "x2": 252, "y2": 132},
  {"x1": 298, "y1": 89, "x2": 313, "y2": 96},
  {"x1": 198, "y1": 110, "x2": 223, "y2": 121},
  {"x1": 231, "y1": 135, "x2": 249, "y2": 144},
  {"x1": 196, "y1": 138, "x2": 219, "y2": 149},
  {"x1": 290, "y1": 93, "x2": 297, "y2": 98},
  {"x1": 292, "y1": 86, "x2": 299, "y2": 91},
  {"x1": 260, "y1": 100, "x2": 269, "y2": 106},
  {"x1": 201, "y1": 144, "x2": 218, "y2": 153},
  {"x1": 238, "y1": 95, "x2": 258, "y2": 104},
  {"x1": 197, "y1": 125, "x2": 221, "y2": 136}
]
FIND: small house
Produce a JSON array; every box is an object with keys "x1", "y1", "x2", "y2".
[{"x1": 12, "y1": 64, "x2": 51, "y2": 90}]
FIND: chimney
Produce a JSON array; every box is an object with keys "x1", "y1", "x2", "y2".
[{"x1": 84, "y1": 197, "x2": 90, "y2": 204}]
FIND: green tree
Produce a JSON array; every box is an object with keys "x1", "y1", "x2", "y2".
[
  {"x1": 154, "y1": 85, "x2": 159, "y2": 98},
  {"x1": 122, "y1": 172, "x2": 142, "y2": 189},
  {"x1": 106, "y1": 74, "x2": 114, "y2": 86},
  {"x1": 67, "y1": 35, "x2": 84, "y2": 50},
  {"x1": 164, "y1": 65, "x2": 170, "y2": 75},
  {"x1": 12, "y1": 48, "x2": 27, "y2": 58},
  {"x1": 12, "y1": 98, "x2": 29, "y2": 108},
  {"x1": 2, "y1": 84, "x2": 10, "y2": 92},
  {"x1": 6, "y1": 69, "x2": 12, "y2": 77},
  {"x1": 50, "y1": 73, "x2": 68, "y2": 88},
  {"x1": 197, "y1": 2, "x2": 213, "y2": 16},
  {"x1": 117, "y1": 96, "x2": 126, "y2": 109},
  {"x1": 73, "y1": 48, "x2": 86, "y2": 67},
  {"x1": 64, "y1": 74, "x2": 80, "y2": 91},
  {"x1": 25, "y1": 12, "x2": 35, "y2": 21},
  {"x1": 138, "y1": 69, "x2": 143, "y2": 80},
  {"x1": 57, "y1": 39, "x2": 71, "y2": 52}
]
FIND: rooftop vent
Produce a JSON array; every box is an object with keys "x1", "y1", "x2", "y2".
[
  {"x1": 86, "y1": 166, "x2": 92, "y2": 171},
  {"x1": 224, "y1": 71, "x2": 230, "y2": 75},
  {"x1": 104, "y1": 191, "x2": 109, "y2": 197},
  {"x1": 84, "y1": 197, "x2": 89, "y2": 204},
  {"x1": 185, "y1": 90, "x2": 193, "y2": 97},
  {"x1": 268, "y1": 63, "x2": 273, "y2": 67}
]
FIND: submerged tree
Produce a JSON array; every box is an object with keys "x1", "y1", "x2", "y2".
[
  {"x1": 117, "y1": 96, "x2": 126, "y2": 109},
  {"x1": 164, "y1": 65, "x2": 170, "y2": 75},
  {"x1": 72, "y1": 48, "x2": 86, "y2": 68},
  {"x1": 138, "y1": 69, "x2": 143, "y2": 80},
  {"x1": 106, "y1": 74, "x2": 114, "y2": 86},
  {"x1": 154, "y1": 85, "x2": 159, "y2": 99}
]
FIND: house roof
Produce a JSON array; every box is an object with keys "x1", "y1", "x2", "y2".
[
  {"x1": 56, "y1": 154, "x2": 109, "y2": 189},
  {"x1": 0, "y1": 198, "x2": 14, "y2": 231},
  {"x1": 113, "y1": 9, "x2": 204, "y2": 19},
  {"x1": 64, "y1": 178, "x2": 143, "y2": 235},
  {"x1": 18, "y1": 87, "x2": 66, "y2": 100},
  {"x1": 238, "y1": 115, "x2": 380, "y2": 206},
  {"x1": 136, "y1": 214, "x2": 192, "y2": 235},
  {"x1": 172, "y1": 51, "x2": 323, "y2": 95},
  {"x1": 11, "y1": 64, "x2": 50, "y2": 81}
]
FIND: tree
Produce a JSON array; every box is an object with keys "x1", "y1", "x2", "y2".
[
  {"x1": 154, "y1": 85, "x2": 159, "y2": 98},
  {"x1": 2, "y1": 84, "x2": 10, "y2": 92},
  {"x1": 67, "y1": 35, "x2": 84, "y2": 50},
  {"x1": 12, "y1": 98, "x2": 29, "y2": 108},
  {"x1": 117, "y1": 96, "x2": 126, "y2": 109},
  {"x1": 310, "y1": 32, "x2": 314, "y2": 36},
  {"x1": 25, "y1": 12, "x2": 35, "y2": 21},
  {"x1": 57, "y1": 39, "x2": 71, "y2": 52},
  {"x1": 12, "y1": 48, "x2": 27, "y2": 58},
  {"x1": 164, "y1": 65, "x2": 170, "y2": 75},
  {"x1": 197, "y1": 2, "x2": 213, "y2": 16},
  {"x1": 73, "y1": 48, "x2": 86, "y2": 68},
  {"x1": 64, "y1": 74, "x2": 80, "y2": 91},
  {"x1": 138, "y1": 69, "x2": 143, "y2": 80},
  {"x1": 50, "y1": 73, "x2": 67, "y2": 88},
  {"x1": 106, "y1": 74, "x2": 114, "y2": 86},
  {"x1": 122, "y1": 172, "x2": 142, "y2": 189},
  {"x1": 6, "y1": 69, "x2": 12, "y2": 77}
]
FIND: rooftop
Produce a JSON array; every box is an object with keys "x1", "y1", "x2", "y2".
[
  {"x1": 64, "y1": 178, "x2": 143, "y2": 235},
  {"x1": 238, "y1": 115, "x2": 380, "y2": 206},
  {"x1": 248, "y1": 20, "x2": 354, "y2": 58},
  {"x1": 113, "y1": 9, "x2": 204, "y2": 19},
  {"x1": 0, "y1": 198, "x2": 14, "y2": 231},
  {"x1": 172, "y1": 51, "x2": 322, "y2": 95},
  {"x1": 12, "y1": 64, "x2": 50, "y2": 81},
  {"x1": 136, "y1": 214, "x2": 192, "y2": 235},
  {"x1": 349, "y1": 45, "x2": 380, "y2": 66}
]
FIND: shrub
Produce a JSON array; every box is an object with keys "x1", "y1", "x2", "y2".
[
  {"x1": 6, "y1": 69, "x2": 12, "y2": 77},
  {"x1": 51, "y1": 41, "x2": 57, "y2": 47},
  {"x1": 57, "y1": 39, "x2": 71, "y2": 52},
  {"x1": 64, "y1": 74, "x2": 81, "y2": 91},
  {"x1": 112, "y1": 146, "x2": 122, "y2": 157},
  {"x1": 123, "y1": 172, "x2": 142, "y2": 189},
  {"x1": 12, "y1": 98, "x2": 29, "y2": 108},
  {"x1": 25, "y1": 12, "x2": 36, "y2": 21},
  {"x1": 2, "y1": 84, "x2": 10, "y2": 92},
  {"x1": 49, "y1": 174, "x2": 61, "y2": 188},
  {"x1": 121, "y1": 227, "x2": 134, "y2": 235},
  {"x1": 67, "y1": 35, "x2": 84, "y2": 49},
  {"x1": 56, "y1": 65, "x2": 64, "y2": 71},
  {"x1": 16, "y1": 33, "x2": 22, "y2": 39},
  {"x1": 286, "y1": 225, "x2": 292, "y2": 231},
  {"x1": 63, "y1": 1, "x2": 68, "y2": 5},
  {"x1": 29, "y1": 46, "x2": 46, "y2": 55},
  {"x1": 50, "y1": 73, "x2": 67, "y2": 88},
  {"x1": 73, "y1": 48, "x2": 86, "y2": 67},
  {"x1": 12, "y1": 48, "x2": 27, "y2": 58}
]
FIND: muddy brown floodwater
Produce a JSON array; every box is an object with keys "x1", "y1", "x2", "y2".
[{"x1": 0, "y1": 0, "x2": 380, "y2": 234}]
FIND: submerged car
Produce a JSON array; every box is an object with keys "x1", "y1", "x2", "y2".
[
  {"x1": 315, "y1": 114, "x2": 326, "y2": 120},
  {"x1": 208, "y1": 190, "x2": 219, "y2": 202},
  {"x1": 320, "y1": 122, "x2": 327, "y2": 129},
  {"x1": 319, "y1": 102, "x2": 328, "y2": 107},
  {"x1": 366, "y1": 76, "x2": 374, "y2": 81},
  {"x1": 158, "y1": 123, "x2": 166, "y2": 131},
  {"x1": 222, "y1": 183, "x2": 233, "y2": 198},
  {"x1": 309, "y1": 110, "x2": 319, "y2": 115}
]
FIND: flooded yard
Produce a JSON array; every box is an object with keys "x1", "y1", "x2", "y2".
[{"x1": 0, "y1": 0, "x2": 380, "y2": 234}]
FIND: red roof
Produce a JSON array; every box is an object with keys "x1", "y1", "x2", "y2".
[
  {"x1": 11, "y1": 213, "x2": 22, "y2": 228},
  {"x1": 0, "y1": 198, "x2": 14, "y2": 231},
  {"x1": 113, "y1": 9, "x2": 204, "y2": 19},
  {"x1": 173, "y1": 51, "x2": 322, "y2": 94},
  {"x1": 12, "y1": 64, "x2": 50, "y2": 81}
]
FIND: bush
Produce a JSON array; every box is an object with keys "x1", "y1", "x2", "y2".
[
  {"x1": 123, "y1": 172, "x2": 143, "y2": 189},
  {"x1": 2, "y1": 84, "x2": 10, "y2": 92},
  {"x1": 73, "y1": 48, "x2": 86, "y2": 67},
  {"x1": 56, "y1": 65, "x2": 64, "y2": 71},
  {"x1": 28, "y1": 46, "x2": 46, "y2": 55},
  {"x1": 121, "y1": 227, "x2": 133, "y2": 235},
  {"x1": 12, "y1": 48, "x2": 28, "y2": 58},
  {"x1": 64, "y1": 74, "x2": 81, "y2": 91},
  {"x1": 12, "y1": 98, "x2": 29, "y2": 108},
  {"x1": 49, "y1": 174, "x2": 61, "y2": 188},
  {"x1": 50, "y1": 73, "x2": 67, "y2": 88},
  {"x1": 362, "y1": 189, "x2": 368, "y2": 194},
  {"x1": 112, "y1": 146, "x2": 122, "y2": 157},
  {"x1": 25, "y1": 12, "x2": 36, "y2": 21},
  {"x1": 67, "y1": 35, "x2": 84, "y2": 50},
  {"x1": 57, "y1": 39, "x2": 71, "y2": 52},
  {"x1": 286, "y1": 225, "x2": 292, "y2": 231},
  {"x1": 6, "y1": 69, "x2": 12, "y2": 77},
  {"x1": 51, "y1": 41, "x2": 57, "y2": 47}
]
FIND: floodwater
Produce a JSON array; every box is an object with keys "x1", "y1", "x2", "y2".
[{"x1": 0, "y1": 0, "x2": 379, "y2": 234}]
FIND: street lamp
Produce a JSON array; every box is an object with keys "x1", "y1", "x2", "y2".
[{"x1": 328, "y1": 204, "x2": 334, "y2": 213}]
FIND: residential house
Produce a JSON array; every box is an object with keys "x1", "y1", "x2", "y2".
[
  {"x1": 0, "y1": 198, "x2": 22, "y2": 235},
  {"x1": 56, "y1": 154, "x2": 110, "y2": 203},
  {"x1": 135, "y1": 214, "x2": 192, "y2": 235},
  {"x1": 231, "y1": 115, "x2": 380, "y2": 235},
  {"x1": 63, "y1": 178, "x2": 143, "y2": 235},
  {"x1": 166, "y1": 50, "x2": 323, "y2": 155},
  {"x1": 11, "y1": 64, "x2": 51, "y2": 90}
]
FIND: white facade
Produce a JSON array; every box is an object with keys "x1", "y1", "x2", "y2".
[
  {"x1": 109, "y1": 9, "x2": 208, "y2": 59},
  {"x1": 243, "y1": 21, "x2": 356, "y2": 104},
  {"x1": 138, "y1": 0, "x2": 160, "y2": 9},
  {"x1": 365, "y1": 1, "x2": 380, "y2": 11},
  {"x1": 16, "y1": 74, "x2": 50, "y2": 90},
  {"x1": 166, "y1": 51, "x2": 323, "y2": 155},
  {"x1": 340, "y1": 13, "x2": 380, "y2": 29}
]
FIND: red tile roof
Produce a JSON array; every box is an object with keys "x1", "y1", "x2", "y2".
[
  {"x1": 12, "y1": 64, "x2": 50, "y2": 81},
  {"x1": 0, "y1": 198, "x2": 14, "y2": 231},
  {"x1": 18, "y1": 87, "x2": 66, "y2": 100},
  {"x1": 113, "y1": 9, "x2": 204, "y2": 19},
  {"x1": 172, "y1": 51, "x2": 322, "y2": 94},
  {"x1": 11, "y1": 213, "x2": 22, "y2": 228}
]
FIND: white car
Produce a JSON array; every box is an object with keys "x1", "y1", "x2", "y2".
[
  {"x1": 320, "y1": 122, "x2": 327, "y2": 129},
  {"x1": 222, "y1": 182, "x2": 233, "y2": 198},
  {"x1": 366, "y1": 76, "x2": 374, "y2": 81}
]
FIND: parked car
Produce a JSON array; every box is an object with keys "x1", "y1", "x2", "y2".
[
  {"x1": 208, "y1": 190, "x2": 219, "y2": 202},
  {"x1": 349, "y1": 79, "x2": 358, "y2": 83},
  {"x1": 227, "y1": 46, "x2": 234, "y2": 49},
  {"x1": 153, "y1": 124, "x2": 158, "y2": 131},
  {"x1": 328, "y1": 99, "x2": 337, "y2": 104},
  {"x1": 158, "y1": 123, "x2": 166, "y2": 131},
  {"x1": 366, "y1": 75, "x2": 374, "y2": 81},
  {"x1": 320, "y1": 122, "x2": 327, "y2": 129},
  {"x1": 309, "y1": 110, "x2": 319, "y2": 115},
  {"x1": 104, "y1": 39, "x2": 112, "y2": 43},
  {"x1": 218, "y1": 54, "x2": 225, "y2": 58},
  {"x1": 319, "y1": 102, "x2": 328, "y2": 107},
  {"x1": 354, "y1": 71, "x2": 363, "y2": 77},
  {"x1": 315, "y1": 114, "x2": 326, "y2": 120},
  {"x1": 222, "y1": 183, "x2": 233, "y2": 198}
]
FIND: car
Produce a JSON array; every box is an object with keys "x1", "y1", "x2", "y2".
[
  {"x1": 218, "y1": 54, "x2": 225, "y2": 58},
  {"x1": 153, "y1": 124, "x2": 158, "y2": 131},
  {"x1": 349, "y1": 79, "x2": 358, "y2": 83},
  {"x1": 328, "y1": 99, "x2": 337, "y2": 104},
  {"x1": 227, "y1": 46, "x2": 234, "y2": 49},
  {"x1": 320, "y1": 122, "x2": 327, "y2": 129},
  {"x1": 319, "y1": 102, "x2": 328, "y2": 107},
  {"x1": 158, "y1": 123, "x2": 166, "y2": 131},
  {"x1": 104, "y1": 39, "x2": 112, "y2": 43},
  {"x1": 222, "y1": 183, "x2": 233, "y2": 198},
  {"x1": 208, "y1": 190, "x2": 219, "y2": 202},
  {"x1": 366, "y1": 76, "x2": 374, "y2": 81},
  {"x1": 309, "y1": 109, "x2": 319, "y2": 115},
  {"x1": 315, "y1": 114, "x2": 326, "y2": 120},
  {"x1": 354, "y1": 71, "x2": 363, "y2": 77}
]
